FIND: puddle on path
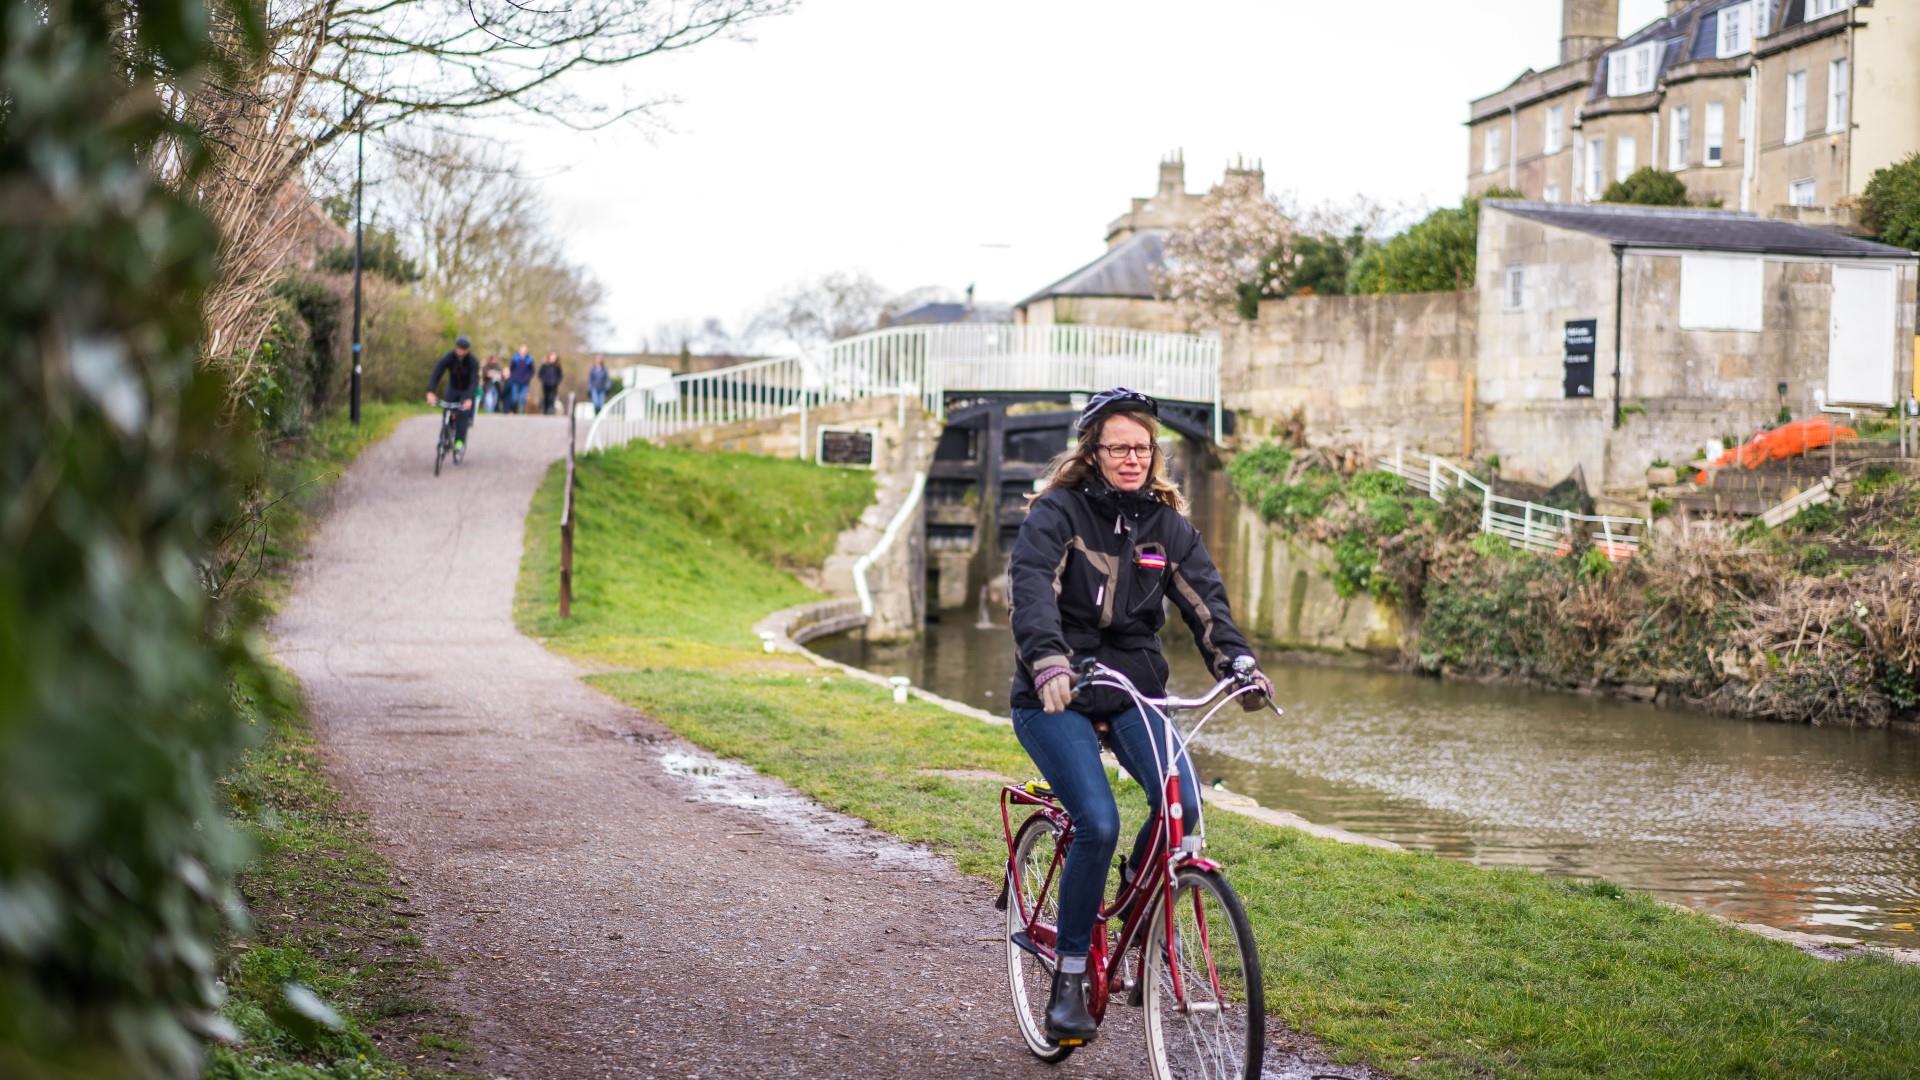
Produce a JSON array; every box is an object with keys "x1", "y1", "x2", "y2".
[{"x1": 659, "y1": 750, "x2": 947, "y2": 874}]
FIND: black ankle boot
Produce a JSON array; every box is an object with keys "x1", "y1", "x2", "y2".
[{"x1": 1046, "y1": 967, "x2": 1098, "y2": 1044}]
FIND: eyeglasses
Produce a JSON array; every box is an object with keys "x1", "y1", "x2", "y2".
[{"x1": 1096, "y1": 443, "x2": 1155, "y2": 462}]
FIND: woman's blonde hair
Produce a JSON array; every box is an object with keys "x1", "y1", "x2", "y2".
[{"x1": 1031, "y1": 410, "x2": 1187, "y2": 513}]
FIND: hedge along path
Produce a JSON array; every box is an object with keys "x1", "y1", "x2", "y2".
[
  {"x1": 275, "y1": 415, "x2": 1378, "y2": 1079},
  {"x1": 523, "y1": 438, "x2": 1920, "y2": 1080}
]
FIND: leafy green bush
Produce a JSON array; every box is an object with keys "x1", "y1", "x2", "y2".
[
  {"x1": 1790, "y1": 501, "x2": 1840, "y2": 533},
  {"x1": 1602, "y1": 167, "x2": 1692, "y2": 206},
  {"x1": 1861, "y1": 151, "x2": 1920, "y2": 250},
  {"x1": 1348, "y1": 188, "x2": 1517, "y2": 295},
  {"x1": 0, "y1": 4, "x2": 271, "y2": 1076}
]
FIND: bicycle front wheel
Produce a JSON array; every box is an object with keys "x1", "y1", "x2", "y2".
[
  {"x1": 1142, "y1": 867, "x2": 1264, "y2": 1080},
  {"x1": 1005, "y1": 813, "x2": 1074, "y2": 1064},
  {"x1": 435, "y1": 427, "x2": 449, "y2": 476}
]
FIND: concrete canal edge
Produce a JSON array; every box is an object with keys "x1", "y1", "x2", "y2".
[{"x1": 755, "y1": 598, "x2": 1920, "y2": 968}]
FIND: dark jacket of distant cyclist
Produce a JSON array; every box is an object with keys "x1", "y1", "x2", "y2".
[
  {"x1": 1007, "y1": 474, "x2": 1251, "y2": 718},
  {"x1": 427, "y1": 349, "x2": 479, "y2": 401}
]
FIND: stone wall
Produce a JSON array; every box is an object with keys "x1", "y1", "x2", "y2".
[
  {"x1": 1226, "y1": 505, "x2": 1402, "y2": 655},
  {"x1": 1221, "y1": 290, "x2": 1476, "y2": 455}
]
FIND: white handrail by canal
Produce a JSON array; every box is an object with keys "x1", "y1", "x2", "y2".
[
  {"x1": 852, "y1": 471, "x2": 927, "y2": 619},
  {"x1": 1382, "y1": 447, "x2": 1651, "y2": 560},
  {"x1": 583, "y1": 323, "x2": 1223, "y2": 454}
]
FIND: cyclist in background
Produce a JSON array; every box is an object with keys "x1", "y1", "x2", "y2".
[
  {"x1": 1006, "y1": 387, "x2": 1272, "y2": 1045},
  {"x1": 426, "y1": 334, "x2": 479, "y2": 453}
]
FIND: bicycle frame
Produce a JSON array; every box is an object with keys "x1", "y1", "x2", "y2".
[{"x1": 1002, "y1": 664, "x2": 1274, "y2": 1021}]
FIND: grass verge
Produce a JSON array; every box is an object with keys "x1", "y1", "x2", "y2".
[
  {"x1": 520, "y1": 439, "x2": 1920, "y2": 1079},
  {"x1": 214, "y1": 402, "x2": 477, "y2": 1079}
]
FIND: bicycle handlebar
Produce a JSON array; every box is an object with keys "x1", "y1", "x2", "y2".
[{"x1": 1071, "y1": 656, "x2": 1281, "y2": 717}]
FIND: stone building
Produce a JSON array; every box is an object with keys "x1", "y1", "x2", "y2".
[
  {"x1": 1015, "y1": 153, "x2": 1266, "y2": 330},
  {"x1": 1473, "y1": 199, "x2": 1917, "y2": 488},
  {"x1": 1466, "y1": 0, "x2": 1920, "y2": 218}
]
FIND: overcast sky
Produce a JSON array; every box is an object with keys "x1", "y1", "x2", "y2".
[{"x1": 494, "y1": 0, "x2": 1666, "y2": 350}]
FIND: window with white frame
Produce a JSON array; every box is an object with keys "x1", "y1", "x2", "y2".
[
  {"x1": 1790, "y1": 177, "x2": 1816, "y2": 207},
  {"x1": 1588, "y1": 137, "x2": 1606, "y2": 197},
  {"x1": 1504, "y1": 266, "x2": 1525, "y2": 310},
  {"x1": 1827, "y1": 58, "x2": 1849, "y2": 132},
  {"x1": 1669, "y1": 106, "x2": 1691, "y2": 169},
  {"x1": 1545, "y1": 105, "x2": 1564, "y2": 154},
  {"x1": 1544, "y1": 182, "x2": 1563, "y2": 203},
  {"x1": 1679, "y1": 254, "x2": 1764, "y2": 332},
  {"x1": 1616, "y1": 134, "x2": 1636, "y2": 181},
  {"x1": 1786, "y1": 69, "x2": 1808, "y2": 143},
  {"x1": 1606, "y1": 41, "x2": 1660, "y2": 97},
  {"x1": 1718, "y1": 1, "x2": 1751, "y2": 57},
  {"x1": 1755, "y1": 0, "x2": 1771, "y2": 36},
  {"x1": 1484, "y1": 125, "x2": 1503, "y2": 174},
  {"x1": 1807, "y1": 0, "x2": 1850, "y2": 19},
  {"x1": 1706, "y1": 101, "x2": 1726, "y2": 165}
]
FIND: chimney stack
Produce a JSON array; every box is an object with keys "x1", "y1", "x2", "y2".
[
  {"x1": 1157, "y1": 150, "x2": 1185, "y2": 196},
  {"x1": 1667, "y1": 0, "x2": 1690, "y2": 14},
  {"x1": 1560, "y1": 0, "x2": 1620, "y2": 64}
]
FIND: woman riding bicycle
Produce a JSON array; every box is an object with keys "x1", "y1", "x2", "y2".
[{"x1": 1008, "y1": 387, "x2": 1271, "y2": 1046}]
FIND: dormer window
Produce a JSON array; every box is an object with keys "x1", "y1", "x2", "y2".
[
  {"x1": 1606, "y1": 41, "x2": 1660, "y2": 97},
  {"x1": 1717, "y1": 2, "x2": 1751, "y2": 58},
  {"x1": 1807, "y1": 0, "x2": 1850, "y2": 19}
]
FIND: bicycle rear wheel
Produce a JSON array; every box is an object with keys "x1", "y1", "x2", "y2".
[
  {"x1": 1142, "y1": 867, "x2": 1264, "y2": 1080},
  {"x1": 1005, "y1": 813, "x2": 1075, "y2": 1064}
]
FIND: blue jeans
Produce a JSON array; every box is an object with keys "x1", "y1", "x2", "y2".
[
  {"x1": 591, "y1": 387, "x2": 607, "y2": 413},
  {"x1": 1011, "y1": 705, "x2": 1203, "y2": 960},
  {"x1": 509, "y1": 382, "x2": 530, "y2": 413}
]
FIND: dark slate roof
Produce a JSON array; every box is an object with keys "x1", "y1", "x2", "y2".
[
  {"x1": 884, "y1": 301, "x2": 1011, "y2": 326},
  {"x1": 1485, "y1": 200, "x2": 1916, "y2": 259},
  {"x1": 1018, "y1": 230, "x2": 1165, "y2": 308}
]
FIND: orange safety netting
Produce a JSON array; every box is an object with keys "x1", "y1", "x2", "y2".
[{"x1": 1693, "y1": 415, "x2": 1857, "y2": 483}]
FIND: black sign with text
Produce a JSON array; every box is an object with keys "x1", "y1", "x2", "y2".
[
  {"x1": 818, "y1": 427, "x2": 875, "y2": 467},
  {"x1": 1563, "y1": 318, "x2": 1597, "y2": 399}
]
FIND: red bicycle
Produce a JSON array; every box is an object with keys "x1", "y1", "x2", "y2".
[{"x1": 998, "y1": 658, "x2": 1276, "y2": 1079}]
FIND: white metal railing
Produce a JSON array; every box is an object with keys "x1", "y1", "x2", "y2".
[
  {"x1": 583, "y1": 323, "x2": 1222, "y2": 453},
  {"x1": 1382, "y1": 447, "x2": 1651, "y2": 561}
]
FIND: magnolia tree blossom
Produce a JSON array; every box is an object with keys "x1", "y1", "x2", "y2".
[{"x1": 1157, "y1": 181, "x2": 1296, "y2": 326}]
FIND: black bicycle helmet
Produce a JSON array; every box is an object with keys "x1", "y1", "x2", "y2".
[{"x1": 1076, "y1": 387, "x2": 1159, "y2": 436}]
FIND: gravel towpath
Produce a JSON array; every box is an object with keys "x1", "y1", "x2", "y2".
[{"x1": 272, "y1": 413, "x2": 1359, "y2": 1079}]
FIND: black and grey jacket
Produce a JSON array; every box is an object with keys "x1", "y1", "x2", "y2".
[{"x1": 1007, "y1": 476, "x2": 1252, "y2": 716}]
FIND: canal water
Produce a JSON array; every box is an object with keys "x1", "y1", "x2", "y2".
[{"x1": 814, "y1": 462, "x2": 1920, "y2": 945}]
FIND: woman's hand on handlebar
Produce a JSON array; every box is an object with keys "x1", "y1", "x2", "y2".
[
  {"x1": 1230, "y1": 655, "x2": 1274, "y2": 712},
  {"x1": 1035, "y1": 663, "x2": 1074, "y2": 714}
]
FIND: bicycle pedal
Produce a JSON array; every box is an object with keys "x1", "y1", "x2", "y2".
[{"x1": 1054, "y1": 1038, "x2": 1087, "y2": 1048}]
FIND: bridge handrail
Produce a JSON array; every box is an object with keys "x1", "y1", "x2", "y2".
[
  {"x1": 1381, "y1": 447, "x2": 1651, "y2": 561},
  {"x1": 584, "y1": 322, "x2": 1223, "y2": 453}
]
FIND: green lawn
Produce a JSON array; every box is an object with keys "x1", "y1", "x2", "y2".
[
  {"x1": 521, "y1": 439, "x2": 1920, "y2": 1080},
  {"x1": 215, "y1": 402, "x2": 476, "y2": 1080}
]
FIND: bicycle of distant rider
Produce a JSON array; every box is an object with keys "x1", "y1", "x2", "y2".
[
  {"x1": 433, "y1": 401, "x2": 466, "y2": 476},
  {"x1": 998, "y1": 657, "x2": 1278, "y2": 1079}
]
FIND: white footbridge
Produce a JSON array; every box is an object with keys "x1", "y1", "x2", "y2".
[{"x1": 584, "y1": 323, "x2": 1223, "y2": 454}]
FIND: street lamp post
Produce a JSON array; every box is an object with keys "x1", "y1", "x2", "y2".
[{"x1": 349, "y1": 96, "x2": 365, "y2": 426}]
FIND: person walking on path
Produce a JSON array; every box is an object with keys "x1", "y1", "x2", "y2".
[
  {"x1": 481, "y1": 354, "x2": 504, "y2": 413},
  {"x1": 587, "y1": 356, "x2": 611, "y2": 414},
  {"x1": 537, "y1": 352, "x2": 564, "y2": 416},
  {"x1": 426, "y1": 334, "x2": 480, "y2": 454},
  {"x1": 1005, "y1": 387, "x2": 1272, "y2": 1046},
  {"x1": 507, "y1": 345, "x2": 535, "y2": 415}
]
